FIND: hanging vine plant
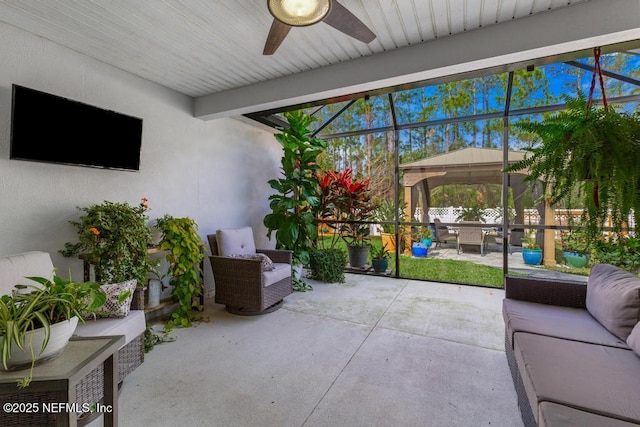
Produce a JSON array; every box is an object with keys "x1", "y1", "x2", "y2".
[
  {"x1": 505, "y1": 48, "x2": 640, "y2": 238},
  {"x1": 155, "y1": 215, "x2": 205, "y2": 332}
]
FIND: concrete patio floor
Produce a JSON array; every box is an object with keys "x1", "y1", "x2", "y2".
[{"x1": 94, "y1": 274, "x2": 523, "y2": 426}]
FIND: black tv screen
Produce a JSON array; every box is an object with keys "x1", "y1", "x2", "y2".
[{"x1": 10, "y1": 84, "x2": 143, "y2": 171}]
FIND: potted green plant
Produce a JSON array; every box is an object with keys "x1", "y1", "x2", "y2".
[
  {"x1": 505, "y1": 92, "x2": 640, "y2": 240},
  {"x1": 0, "y1": 276, "x2": 106, "y2": 388},
  {"x1": 60, "y1": 198, "x2": 154, "y2": 288},
  {"x1": 316, "y1": 169, "x2": 377, "y2": 269},
  {"x1": 410, "y1": 226, "x2": 432, "y2": 257},
  {"x1": 264, "y1": 111, "x2": 326, "y2": 291},
  {"x1": 562, "y1": 229, "x2": 590, "y2": 268},
  {"x1": 155, "y1": 215, "x2": 205, "y2": 332},
  {"x1": 370, "y1": 243, "x2": 390, "y2": 274},
  {"x1": 521, "y1": 234, "x2": 543, "y2": 266},
  {"x1": 372, "y1": 198, "x2": 407, "y2": 252}
]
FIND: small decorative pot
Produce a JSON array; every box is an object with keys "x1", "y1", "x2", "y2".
[
  {"x1": 371, "y1": 258, "x2": 389, "y2": 273},
  {"x1": 147, "y1": 279, "x2": 162, "y2": 308},
  {"x1": 421, "y1": 238, "x2": 433, "y2": 248},
  {"x1": 522, "y1": 248, "x2": 543, "y2": 265},
  {"x1": 411, "y1": 242, "x2": 428, "y2": 258},
  {"x1": 563, "y1": 251, "x2": 589, "y2": 268}
]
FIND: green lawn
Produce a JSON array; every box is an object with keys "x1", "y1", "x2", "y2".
[
  {"x1": 317, "y1": 236, "x2": 508, "y2": 288},
  {"x1": 397, "y1": 256, "x2": 506, "y2": 288}
]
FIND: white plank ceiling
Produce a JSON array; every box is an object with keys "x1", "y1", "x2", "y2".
[{"x1": 0, "y1": 0, "x2": 588, "y2": 98}]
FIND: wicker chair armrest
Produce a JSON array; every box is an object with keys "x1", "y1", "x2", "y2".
[
  {"x1": 130, "y1": 286, "x2": 145, "y2": 310},
  {"x1": 209, "y1": 255, "x2": 264, "y2": 286},
  {"x1": 504, "y1": 275, "x2": 587, "y2": 308},
  {"x1": 257, "y1": 249, "x2": 293, "y2": 264}
]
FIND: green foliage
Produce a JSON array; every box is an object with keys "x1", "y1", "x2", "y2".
[
  {"x1": 308, "y1": 249, "x2": 347, "y2": 283},
  {"x1": 143, "y1": 325, "x2": 175, "y2": 353},
  {"x1": 370, "y1": 243, "x2": 391, "y2": 260},
  {"x1": 316, "y1": 169, "x2": 378, "y2": 247},
  {"x1": 592, "y1": 236, "x2": 640, "y2": 274},
  {"x1": 505, "y1": 93, "x2": 640, "y2": 239},
  {"x1": 455, "y1": 206, "x2": 486, "y2": 222},
  {"x1": 61, "y1": 199, "x2": 153, "y2": 287},
  {"x1": 155, "y1": 215, "x2": 205, "y2": 332},
  {"x1": 264, "y1": 111, "x2": 326, "y2": 273},
  {"x1": 371, "y1": 198, "x2": 406, "y2": 234},
  {"x1": 0, "y1": 276, "x2": 106, "y2": 388},
  {"x1": 412, "y1": 226, "x2": 432, "y2": 242},
  {"x1": 562, "y1": 229, "x2": 591, "y2": 255}
]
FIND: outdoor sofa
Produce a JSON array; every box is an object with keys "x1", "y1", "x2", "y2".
[
  {"x1": 0, "y1": 251, "x2": 145, "y2": 425},
  {"x1": 503, "y1": 264, "x2": 640, "y2": 426}
]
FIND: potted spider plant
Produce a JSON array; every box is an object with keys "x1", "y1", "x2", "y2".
[{"x1": 0, "y1": 276, "x2": 106, "y2": 388}]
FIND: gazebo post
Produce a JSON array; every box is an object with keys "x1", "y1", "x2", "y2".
[
  {"x1": 543, "y1": 188, "x2": 557, "y2": 266},
  {"x1": 404, "y1": 185, "x2": 413, "y2": 256}
]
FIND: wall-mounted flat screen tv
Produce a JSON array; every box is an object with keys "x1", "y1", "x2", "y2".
[{"x1": 10, "y1": 84, "x2": 143, "y2": 171}]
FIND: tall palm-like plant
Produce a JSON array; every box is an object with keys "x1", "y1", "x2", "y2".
[{"x1": 264, "y1": 111, "x2": 326, "y2": 290}]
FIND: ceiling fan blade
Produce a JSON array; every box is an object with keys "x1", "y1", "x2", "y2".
[
  {"x1": 323, "y1": 1, "x2": 376, "y2": 44},
  {"x1": 263, "y1": 19, "x2": 292, "y2": 55}
]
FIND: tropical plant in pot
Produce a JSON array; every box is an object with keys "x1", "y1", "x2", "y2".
[
  {"x1": 370, "y1": 243, "x2": 391, "y2": 274},
  {"x1": 372, "y1": 198, "x2": 407, "y2": 252},
  {"x1": 264, "y1": 111, "x2": 326, "y2": 291},
  {"x1": 410, "y1": 225, "x2": 432, "y2": 257},
  {"x1": 0, "y1": 276, "x2": 106, "y2": 388},
  {"x1": 316, "y1": 169, "x2": 377, "y2": 269},
  {"x1": 60, "y1": 198, "x2": 154, "y2": 288},
  {"x1": 562, "y1": 228, "x2": 590, "y2": 268},
  {"x1": 521, "y1": 234, "x2": 543, "y2": 266}
]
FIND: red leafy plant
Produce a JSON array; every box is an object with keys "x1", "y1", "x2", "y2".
[{"x1": 316, "y1": 169, "x2": 377, "y2": 248}]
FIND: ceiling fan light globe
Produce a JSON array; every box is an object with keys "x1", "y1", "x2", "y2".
[{"x1": 268, "y1": 0, "x2": 331, "y2": 27}]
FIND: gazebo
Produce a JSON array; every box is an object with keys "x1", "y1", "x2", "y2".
[{"x1": 400, "y1": 147, "x2": 557, "y2": 265}]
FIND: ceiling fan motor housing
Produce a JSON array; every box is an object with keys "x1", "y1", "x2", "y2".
[{"x1": 268, "y1": 0, "x2": 331, "y2": 27}]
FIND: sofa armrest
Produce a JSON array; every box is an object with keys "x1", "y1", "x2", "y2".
[
  {"x1": 257, "y1": 249, "x2": 293, "y2": 264},
  {"x1": 504, "y1": 275, "x2": 587, "y2": 308}
]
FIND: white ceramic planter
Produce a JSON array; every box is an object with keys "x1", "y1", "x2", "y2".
[{"x1": 2, "y1": 316, "x2": 78, "y2": 370}]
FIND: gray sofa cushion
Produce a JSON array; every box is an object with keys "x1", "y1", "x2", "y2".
[
  {"x1": 628, "y1": 322, "x2": 640, "y2": 357},
  {"x1": 539, "y1": 402, "x2": 640, "y2": 427},
  {"x1": 503, "y1": 299, "x2": 628, "y2": 349},
  {"x1": 514, "y1": 332, "x2": 640, "y2": 424},
  {"x1": 586, "y1": 264, "x2": 640, "y2": 341}
]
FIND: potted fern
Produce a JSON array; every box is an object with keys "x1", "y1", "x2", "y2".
[{"x1": 505, "y1": 92, "x2": 640, "y2": 241}]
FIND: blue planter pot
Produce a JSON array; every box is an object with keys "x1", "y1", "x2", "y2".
[
  {"x1": 563, "y1": 251, "x2": 588, "y2": 268},
  {"x1": 522, "y1": 249, "x2": 542, "y2": 266},
  {"x1": 421, "y1": 238, "x2": 433, "y2": 248},
  {"x1": 412, "y1": 243, "x2": 428, "y2": 257}
]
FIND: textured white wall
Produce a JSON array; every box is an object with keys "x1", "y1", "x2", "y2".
[{"x1": 0, "y1": 22, "x2": 282, "y2": 294}]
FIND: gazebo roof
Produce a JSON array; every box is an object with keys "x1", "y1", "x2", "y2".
[
  {"x1": 400, "y1": 147, "x2": 526, "y2": 170},
  {"x1": 400, "y1": 147, "x2": 529, "y2": 188}
]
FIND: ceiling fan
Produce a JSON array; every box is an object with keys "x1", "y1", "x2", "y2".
[{"x1": 263, "y1": 0, "x2": 376, "y2": 55}]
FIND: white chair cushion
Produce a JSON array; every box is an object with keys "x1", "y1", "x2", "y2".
[
  {"x1": 216, "y1": 227, "x2": 256, "y2": 256},
  {"x1": 0, "y1": 251, "x2": 55, "y2": 296},
  {"x1": 75, "y1": 309, "x2": 145, "y2": 346},
  {"x1": 262, "y1": 263, "x2": 291, "y2": 287}
]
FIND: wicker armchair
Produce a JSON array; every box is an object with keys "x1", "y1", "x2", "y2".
[
  {"x1": 433, "y1": 218, "x2": 457, "y2": 248},
  {"x1": 456, "y1": 222, "x2": 486, "y2": 255},
  {"x1": 207, "y1": 227, "x2": 293, "y2": 315}
]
